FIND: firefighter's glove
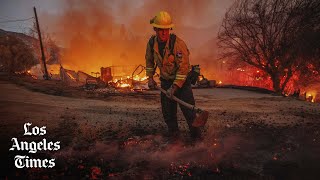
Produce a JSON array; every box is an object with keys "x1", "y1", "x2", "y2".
[
  {"x1": 166, "y1": 84, "x2": 179, "y2": 99},
  {"x1": 148, "y1": 77, "x2": 157, "y2": 89}
]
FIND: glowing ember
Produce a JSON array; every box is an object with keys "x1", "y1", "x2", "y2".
[
  {"x1": 90, "y1": 166, "x2": 102, "y2": 179},
  {"x1": 213, "y1": 167, "x2": 220, "y2": 173},
  {"x1": 236, "y1": 68, "x2": 245, "y2": 72},
  {"x1": 306, "y1": 92, "x2": 317, "y2": 103},
  {"x1": 272, "y1": 153, "x2": 279, "y2": 160},
  {"x1": 141, "y1": 76, "x2": 148, "y2": 81},
  {"x1": 118, "y1": 83, "x2": 131, "y2": 88},
  {"x1": 133, "y1": 75, "x2": 148, "y2": 81},
  {"x1": 77, "y1": 164, "x2": 85, "y2": 169},
  {"x1": 170, "y1": 162, "x2": 192, "y2": 176},
  {"x1": 108, "y1": 173, "x2": 118, "y2": 177}
]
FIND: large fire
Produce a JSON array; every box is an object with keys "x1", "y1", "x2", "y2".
[
  {"x1": 20, "y1": 0, "x2": 319, "y2": 102},
  {"x1": 110, "y1": 74, "x2": 148, "y2": 89}
]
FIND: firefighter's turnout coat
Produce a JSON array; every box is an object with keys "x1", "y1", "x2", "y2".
[{"x1": 145, "y1": 34, "x2": 190, "y2": 88}]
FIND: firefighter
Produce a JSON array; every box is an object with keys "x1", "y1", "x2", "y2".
[{"x1": 145, "y1": 11, "x2": 201, "y2": 140}]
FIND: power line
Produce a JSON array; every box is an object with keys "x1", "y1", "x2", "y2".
[{"x1": 0, "y1": 17, "x2": 34, "y2": 24}]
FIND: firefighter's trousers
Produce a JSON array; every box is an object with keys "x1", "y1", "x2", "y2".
[{"x1": 160, "y1": 78, "x2": 200, "y2": 137}]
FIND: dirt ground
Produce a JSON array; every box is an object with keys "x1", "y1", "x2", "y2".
[{"x1": 1, "y1": 74, "x2": 320, "y2": 179}]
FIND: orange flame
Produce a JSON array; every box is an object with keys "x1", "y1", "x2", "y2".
[{"x1": 118, "y1": 83, "x2": 131, "y2": 88}]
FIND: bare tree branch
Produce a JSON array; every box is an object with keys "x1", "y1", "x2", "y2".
[{"x1": 218, "y1": 0, "x2": 320, "y2": 94}]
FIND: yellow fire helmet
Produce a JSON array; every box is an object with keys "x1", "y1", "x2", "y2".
[{"x1": 150, "y1": 11, "x2": 174, "y2": 29}]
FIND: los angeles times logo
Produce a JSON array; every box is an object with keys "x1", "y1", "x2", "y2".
[{"x1": 9, "y1": 123, "x2": 61, "y2": 168}]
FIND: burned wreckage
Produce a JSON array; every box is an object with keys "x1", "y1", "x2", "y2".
[{"x1": 32, "y1": 64, "x2": 217, "y2": 92}]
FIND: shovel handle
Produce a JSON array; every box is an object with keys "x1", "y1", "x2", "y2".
[{"x1": 155, "y1": 85, "x2": 199, "y2": 112}]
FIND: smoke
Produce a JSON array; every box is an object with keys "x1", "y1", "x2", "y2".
[
  {"x1": 40, "y1": 0, "x2": 234, "y2": 77},
  {"x1": 54, "y1": 132, "x2": 242, "y2": 177}
]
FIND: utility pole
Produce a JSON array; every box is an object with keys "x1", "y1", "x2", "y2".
[{"x1": 33, "y1": 7, "x2": 50, "y2": 80}]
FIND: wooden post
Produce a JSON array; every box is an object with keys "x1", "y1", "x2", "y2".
[{"x1": 33, "y1": 7, "x2": 50, "y2": 80}]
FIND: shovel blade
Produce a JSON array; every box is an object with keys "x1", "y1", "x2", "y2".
[{"x1": 192, "y1": 111, "x2": 209, "y2": 127}]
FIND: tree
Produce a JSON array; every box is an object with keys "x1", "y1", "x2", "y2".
[
  {"x1": 0, "y1": 34, "x2": 37, "y2": 73},
  {"x1": 218, "y1": 0, "x2": 320, "y2": 94},
  {"x1": 46, "y1": 37, "x2": 61, "y2": 65},
  {"x1": 28, "y1": 22, "x2": 61, "y2": 65},
  {"x1": 296, "y1": 20, "x2": 320, "y2": 88}
]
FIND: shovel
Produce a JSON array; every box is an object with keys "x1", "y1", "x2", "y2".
[{"x1": 155, "y1": 86, "x2": 209, "y2": 127}]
